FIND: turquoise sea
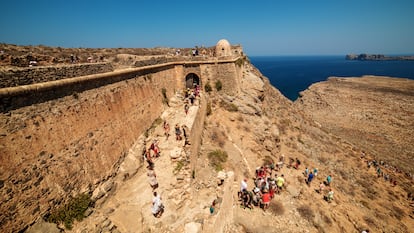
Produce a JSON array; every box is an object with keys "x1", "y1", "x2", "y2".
[{"x1": 250, "y1": 56, "x2": 414, "y2": 101}]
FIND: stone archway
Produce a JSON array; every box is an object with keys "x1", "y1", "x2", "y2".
[{"x1": 185, "y1": 73, "x2": 200, "y2": 89}]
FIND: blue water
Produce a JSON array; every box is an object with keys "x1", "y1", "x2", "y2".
[{"x1": 250, "y1": 56, "x2": 414, "y2": 101}]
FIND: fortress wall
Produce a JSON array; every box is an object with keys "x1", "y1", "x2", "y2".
[
  {"x1": 0, "y1": 62, "x2": 114, "y2": 88},
  {"x1": 0, "y1": 67, "x2": 178, "y2": 232},
  {"x1": 188, "y1": 93, "x2": 207, "y2": 172},
  {"x1": 200, "y1": 62, "x2": 242, "y2": 95}
]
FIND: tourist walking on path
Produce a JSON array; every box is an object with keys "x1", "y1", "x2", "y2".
[
  {"x1": 326, "y1": 175, "x2": 332, "y2": 186},
  {"x1": 163, "y1": 121, "x2": 170, "y2": 140},
  {"x1": 147, "y1": 166, "x2": 158, "y2": 190},
  {"x1": 151, "y1": 192, "x2": 164, "y2": 218},
  {"x1": 306, "y1": 172, "x2": 314, "y2": 186},
  {"x1": 184, "y1": 103, "x2": 189, "y2": 115},
  {"x1": 175, "y1": 124, "x2": 182, "y2": 141}
]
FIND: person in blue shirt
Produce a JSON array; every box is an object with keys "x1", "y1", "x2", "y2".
[
  {"x1": 306, "y1": 172, "x2": 314, "y2": 186},
  {"x1": 326, "y1": 175, "x2": 332, "y2": 186}
]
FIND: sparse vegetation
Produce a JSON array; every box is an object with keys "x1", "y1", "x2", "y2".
[
  {"x1": 211, "y1": 128, "x2": 226, "y2": 147},
  {"x1": 269, "y1": 200, "x2": 285, "y2": 216},
  {"x1": 145, "y1": 117, "x2": 163, "y2": 137},
  {"x1": 208, "y1": 149, "x2": 228, "y2": 171},
  {"x1": 297, "y1": 205, "x2": 314, "y2": 222},
  {"x1": 390, "y1": 205, "x2": 405, "y2": 220},
  {"x1": 161, "y1": 88, "x2": 169, "y2": 106},
  {"x1": 204, "y1": 82, "x2": 212, "y2": 92},
  {"x1": 215, "y1": 80, "x2": 223, "y2": 91},
  {"x1": 174, "y1": 161, "x2": 184, "y2": 174},
  {"x1": 206, "y1": 101, "x2": 212, "y2": 116},
  {"x1": 235, "y1": 57, "x2": 244, "y2": 67},
  {"x1": 220, "y1": 101, "x2": 238, "y2": 112},
  {"x1": 46, "y1": 193, "x2": 93, "y2": 230}
]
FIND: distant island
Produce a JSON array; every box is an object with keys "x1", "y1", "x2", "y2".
[{"x1": 346, "y1": 53, "x2": 414, "y2": 61}]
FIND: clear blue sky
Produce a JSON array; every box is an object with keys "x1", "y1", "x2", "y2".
[{"x1": 1, "y1": 0, "x2": 413, "y2": 56}]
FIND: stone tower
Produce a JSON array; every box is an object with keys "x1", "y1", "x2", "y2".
[{"x1": 215, "y1": 39, "x2": 231, "y2": 57}]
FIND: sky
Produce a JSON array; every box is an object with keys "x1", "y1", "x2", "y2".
[{"x1": 1, "y1": 0, "x2": 413, "y2": 56}]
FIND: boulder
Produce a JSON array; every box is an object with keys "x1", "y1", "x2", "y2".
[{"x1": 185, "y1": 222, "x2": 202, "y2": 233}]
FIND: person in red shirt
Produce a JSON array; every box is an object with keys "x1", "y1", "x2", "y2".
[{"x1": 261, "y1": 190, "x2": 271, "y2": 210}]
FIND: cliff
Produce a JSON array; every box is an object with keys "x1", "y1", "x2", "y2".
[{"x1": 0, "y1": 43, "x2": 413, "y2": 233}]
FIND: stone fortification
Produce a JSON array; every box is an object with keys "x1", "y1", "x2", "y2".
[
  {"x1": 0, "y1": 46, "x2": 244, "y2": 232},
  {"x1": 0, "y1": 63, "x2": 114, "y2": 88},
  {"x1": 0, "y1": 66, "x2": 179, "y2": 232}
]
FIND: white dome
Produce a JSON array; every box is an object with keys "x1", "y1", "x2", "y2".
[{"x1": 215, "y1": 39, "x2": 231, "y2": 57}]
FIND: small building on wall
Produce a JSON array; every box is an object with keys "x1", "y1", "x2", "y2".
[
  {"x1": 215, "y1": 39, "x2": 232, "y2": 57},
  {"x1": 215, "y1": 39, "x2": 243, "y2": 58}
]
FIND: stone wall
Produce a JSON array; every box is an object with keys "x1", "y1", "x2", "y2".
[
  {"x1": 0, "y1": 57, "x2": 242, "y2": 232},
  {"x1": 200, "y1": 61, "x2": 243, "y2": 96},
  {"x1": 0, "y1": 63, "x2": 114, "y2": 88},
  {"x1": 0, "y1": 67, "x2": 178, "y2": 232}
]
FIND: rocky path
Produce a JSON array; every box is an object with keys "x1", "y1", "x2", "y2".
[{"x1": 70, "y1": 93, "x2": 208, "y2": 233}]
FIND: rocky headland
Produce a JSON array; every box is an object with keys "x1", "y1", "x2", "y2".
[
  {"x1": 345, "y1": 53, "x2": 414, "y2": 61},
  {"x1": 0, "y1": 43, "x2": 413, "y2": 233}
]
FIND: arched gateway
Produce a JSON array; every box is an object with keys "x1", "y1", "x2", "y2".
[{"x1": 185, "y1": 73, "x2": 200, "y2": 89}]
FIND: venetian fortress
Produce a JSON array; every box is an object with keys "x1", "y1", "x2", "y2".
[{"x1": 1, "y1": 39, "x2": 413, "y2": 233}]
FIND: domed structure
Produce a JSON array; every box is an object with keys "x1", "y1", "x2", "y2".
[{"x1": 215, "y1": 39, "x2": 231, "y2": 57}]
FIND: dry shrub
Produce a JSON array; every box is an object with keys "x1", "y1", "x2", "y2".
[
  {"x1": 237, "y1": 115, "x2": 244, "y2": 122},
  {"x1": 220, "y1": 100, "x2": 238, "y2": 112},
  {"x1": 211, "y1": 129, "x2": 226, "y2": 148},
  {"x1": 297, "y1": 205, "x2": 314, "y2": 222},
  {"x1": 321, "y1": 212, "x2": 332, "y2": 225},
  {"x1": 363, "y1": 215, "x2": 377, "y2": 228},
  {"x1": 390, "y1": 205, "x2": 405, "y2": 220},
  {"x1": 243, "y1": 125, "x2": 251, "y2": 133},
  {"x1": 269, "y1": 200, "x2": 285, "y2": 216},
  {"x1": 208, "y1": 149, "x2": 228, "y2": 171}
]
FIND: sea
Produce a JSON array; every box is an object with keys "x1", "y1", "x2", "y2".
[{"x1": 249, "y1": 56, "x2": 414, "y2": 101}]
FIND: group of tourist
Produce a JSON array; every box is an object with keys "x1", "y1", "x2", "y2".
[
  {"x1": 145, "y1": 86, "x2": 201, "y2": 218},
  {"x1": 361, "y1": 151, "x2": 406, "y2": 187},
  {"x1": 238, "y1": 164, "x2": 286, "y2": 210},
  {"x1": 237, "y1": 154, "x2": 338, "y2": 211},
  {"x1": 143, "y1": 139, "x2": 164, "y2": 218}
]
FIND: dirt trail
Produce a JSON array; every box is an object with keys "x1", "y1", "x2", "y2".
[{"x1": 70, "y1": 93, "x2": 211, "y2": 232}]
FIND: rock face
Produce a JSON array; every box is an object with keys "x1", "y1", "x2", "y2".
[{"x1": 295, "y1": 76, "x2": 414, "y2": 175}]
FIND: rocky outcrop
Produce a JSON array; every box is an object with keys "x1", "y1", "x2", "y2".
[{"x1": 345, "y1": 53, "x2": 414, "y2": 61}]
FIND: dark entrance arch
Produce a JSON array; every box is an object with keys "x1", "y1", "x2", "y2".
[{"x1": 185, "y1": 73, "x2": 200, "y2": 89}]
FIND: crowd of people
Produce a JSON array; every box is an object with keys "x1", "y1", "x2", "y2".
[{"x1": 237, "y1": 155, "x2": 336, "y2": 211}]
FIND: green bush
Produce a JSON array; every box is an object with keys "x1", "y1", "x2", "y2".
[
  {"x1": 206, "y1": 101, "x2": 212, "y2": 116},
  {"x1": 235, "y1": 57, "x2": 244, "y2": 67},
  {"x1": 208, "y1": 149, "x2": 228, "y2": 171},
  {"x1": 220, "y1": 101, "x2": 238, "y2": 112},
  {"x1": 215, "y1": 80, "x2": 223, "y2": 91},
  {"x1": 161, "y1": 88, "x2": 169, "y2": 106},
  {"x1": 204, "y1": 82, "x2": 212, "y2": 92},
  {"x1": 46, "y1": 193, "x2": 93, "y2": 230}
]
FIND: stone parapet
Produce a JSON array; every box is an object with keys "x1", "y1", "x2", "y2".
[{"x1": 0, "y1": 63, "x2": 114, "y2": 88}]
